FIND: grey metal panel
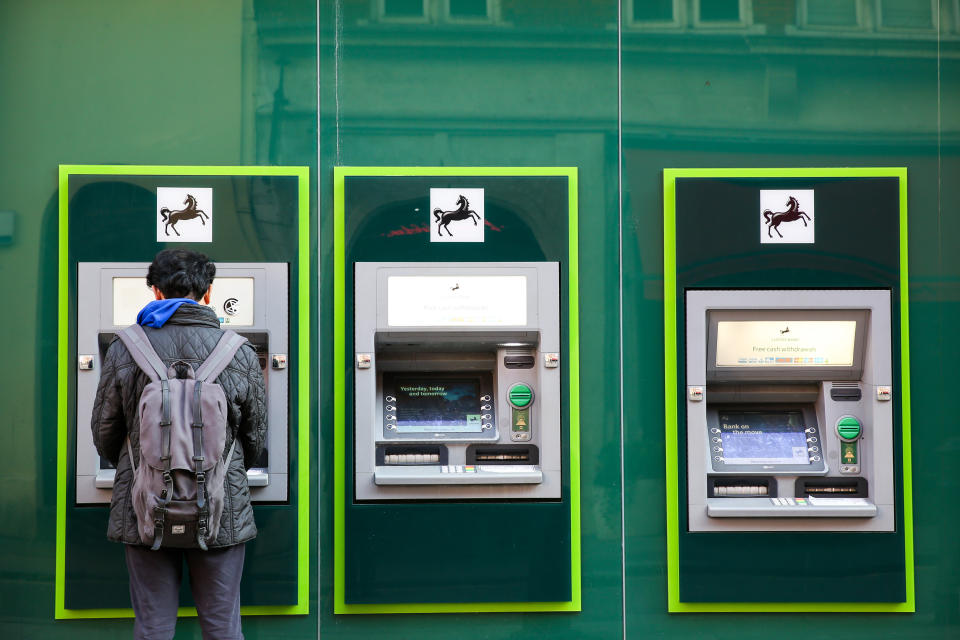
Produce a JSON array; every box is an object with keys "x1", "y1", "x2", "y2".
[
  {"x1": 373, "y1": 465, "x2": 543, "y2": 485},
  {"x1": 356, "y1": 470, "x2": 562, "y2": 501},
  {"x1": 705, "y1": 497, "x2": 877, "y2": 518},
  {"x1": 354, "y1": 262, "x2": 562, "y2": 501},
  {"x1": 75, "y1": 262, "x2": 289, "y2": 504},
  {"x1": 686, "y1": 289, "x2": 895, "y2": 532}
]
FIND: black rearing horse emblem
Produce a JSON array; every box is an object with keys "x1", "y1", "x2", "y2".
[
  {"x1": 763, "y1": 196, "x2": 811, "y2": 238},
  {"x1": 433, "y1": 195, "x2": 480, "y2": 237},
  {"x1": 160, "y1": 194, "x2": 209, "y2": 237}
]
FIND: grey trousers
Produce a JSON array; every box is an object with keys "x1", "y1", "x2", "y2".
[{"x1": 125, "y1": 543, "x2": 245, "y2": 640}]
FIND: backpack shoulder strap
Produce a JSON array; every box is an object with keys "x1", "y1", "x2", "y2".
[
  {"x1": 116, "y1": 324, "x2": 168, "y2": 382},
  {"x1": 195, "y1": 330, "x2": 248, "y2": 383}
]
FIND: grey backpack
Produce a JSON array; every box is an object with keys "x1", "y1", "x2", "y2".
[{"x1": 117, "y1": 324, "x2": 247, "y2": 551}]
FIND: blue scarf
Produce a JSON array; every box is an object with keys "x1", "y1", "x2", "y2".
[{"x1": 136, "y1": 298, "x2": 199, "y2": 328}]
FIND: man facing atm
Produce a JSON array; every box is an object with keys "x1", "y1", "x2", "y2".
[{"x1": 91, "y1": 249, "x2": 265, "y2": 639}]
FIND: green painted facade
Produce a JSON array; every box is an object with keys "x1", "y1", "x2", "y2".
[{"x1": 1, "y1": 1, "x2": 958, "y2": 638}]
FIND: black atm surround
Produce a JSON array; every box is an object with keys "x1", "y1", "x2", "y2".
[
  {"x1": 336, "y1": 169, "x2": 580, "y2": 612},
  {"x1": 666, "y1": 171, "x2": 912, "y2": 609},
  {"x1": 57, "y1": 167, "x2": 309, "y2": 616}
]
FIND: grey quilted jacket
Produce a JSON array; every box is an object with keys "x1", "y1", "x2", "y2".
[{"x1": 91, "y1": 304, "x2": 266, "y2": 547}]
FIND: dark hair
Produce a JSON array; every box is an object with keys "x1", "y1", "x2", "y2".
[{"x1": 146, "y1": 249, "x2": 216, "y2": 300}]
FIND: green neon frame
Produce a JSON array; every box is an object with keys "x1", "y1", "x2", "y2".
[
  {"x1": 662, "y1": 167, "x2": 915, "y2": 613},
  {"x1": 333, "y1": 166, "x2": 581, "y2": 614},
  {"x1": 56, "y1": 165, "x2": 311, "y2": 619}
]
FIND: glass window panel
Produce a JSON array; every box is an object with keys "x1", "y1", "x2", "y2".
[
  {"x1": 449, "y1": 0, "x2": 488, "y2": 19},
  {"x1": 699, "y1": 0, "x2": 740, "y2": 22},
  {"x1": 880, "y1": 0, "x2": 934, "y2": 28},
  {"x1": 806, "y1": 0, "x2": 858, "y2": 26},
  {"x1": 634, "y1": 0, "x2": 675, "y2": 22},
  {"x1": 383, "y1": 0, "x2": 426, "y2": 18}
]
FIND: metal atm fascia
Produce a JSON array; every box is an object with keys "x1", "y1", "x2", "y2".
[
  {"x1": 686, "y1": 289, "x2": 895, "y2": 532},
  {"x1": 75, "y1": 262, "x2": 289, "y2": 504},
  {"x1": 354, "y1": 262, "x2": 562, "y2": 501}
]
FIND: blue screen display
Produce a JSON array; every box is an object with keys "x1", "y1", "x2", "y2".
[
  {"x1": 394, "y1": 378, "x2": 483, "y2": 433},
  {"x1": 718, "y1": 411, "x2": 810, "y2": 465}
]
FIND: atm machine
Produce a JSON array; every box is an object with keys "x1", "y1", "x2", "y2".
[
  {"x1": 354, "y1": 262, "x2": 561, "y2": 501},
  {"x1": 686, "y1": 289, "x2": 894, "y2": 530},
  {"x1": 75, "y1": 262, "x2": 289, "y2": 503}
]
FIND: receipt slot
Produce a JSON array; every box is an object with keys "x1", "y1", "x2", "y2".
[
  {"x1": 74, "y1": 262, "x2": 289, "y2": 503},
  {"x1": 354, "y1": 262, "x2": 561, "y2": 500}
]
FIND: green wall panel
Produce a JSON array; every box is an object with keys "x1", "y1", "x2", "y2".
[
  {"x1": 317, "y1": 1, "x2": 622, "y2": 636},
  {"x1": 622, "y1": 6, "x2": 959, "y2": 639},
  {"x1": 2, "y1": 0, "x2": 959, "y2": 638},
  {"x1": 0, "y1": 3, "x2": 320, "y2": 638}
]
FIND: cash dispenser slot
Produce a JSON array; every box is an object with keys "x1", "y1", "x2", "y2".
[
  {"x1": 377, "y1": 445, "x2": 448, "y2": 466},
  {"x1": 708, "y1": 475, "x2": 776, "y2": 498},
  {"x1": 706, "y1": 383, "x2": 819, "y2": 404}
]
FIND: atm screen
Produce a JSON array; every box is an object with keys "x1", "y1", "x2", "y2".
[
  {"x1": 717, "y1": 410, "x2": 810, "y2": 465},
  {"x1": 388, "y1": 375, "x2": 485, "y2": 433}
]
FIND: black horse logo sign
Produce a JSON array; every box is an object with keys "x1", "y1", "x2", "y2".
[
  {"x1": 160, "y1": 194, "x2": 209, "y2": 237},
  {"x1": 433, "y1": 195, "x2": 480, "y2": 237},
  {"x1": 763, "y1": 196, "x2": 811, "y2": 239}
]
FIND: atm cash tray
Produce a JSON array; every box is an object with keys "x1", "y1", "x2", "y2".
[
  {"x1": 706, "y1": 496, "x2": 877, "y2": 518},
  {"x1": 374, "y1": 464, "x2": 543, "y2": 485}
]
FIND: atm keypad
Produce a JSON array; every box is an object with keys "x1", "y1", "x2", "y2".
[
  {"x1": 441, "y1": 465, "x2": 478, "y2": 474},
  {"x1": 771, "y1": 497, "x2": 809, "y2": 507}
]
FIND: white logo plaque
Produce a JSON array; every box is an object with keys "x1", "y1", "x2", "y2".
[
  {"x1": 157, "y1": 187, "x2": 213, "y2": 243},
  {"x1": 760, "y1": 189, "x2": 814, "y2": 244},
  {"x1": 429, "y1": 188, "x2": 484, "y2": 243}
]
